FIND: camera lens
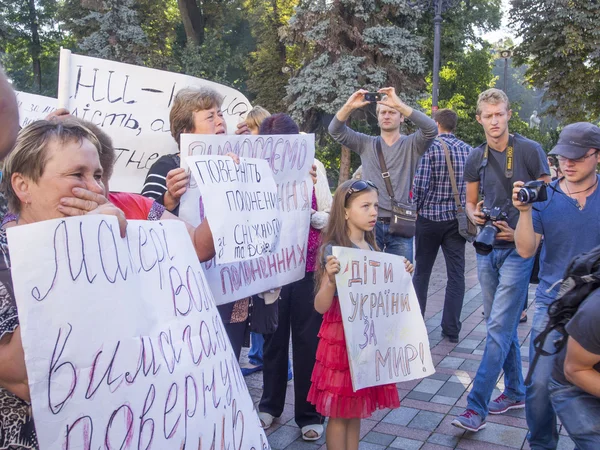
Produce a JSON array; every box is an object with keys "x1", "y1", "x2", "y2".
[
  {"x1": 473, "y1": 222, "x2": 498, "y2": 256},
  {"x1": 517, "y1": 188, "x2": 532, "y2": 203}
]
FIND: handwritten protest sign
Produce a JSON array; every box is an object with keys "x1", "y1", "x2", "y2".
[
  {"x1": 57, "y1": 49, "x2": 252, "y2": 193},
  {"x1": 333, "y1": 247, "x2": 435, "y2": 391},
  {"x1": 15, "y1": 91, "x2": 58, "y2": 127},
  {"x1": 179, "y1": 133, "x2": 315, "y2": 304},
  {"x1": 187, "y1": 155, "x2": 281, "y2": 265},
  {"x1": 8, "y1": 216, "x2": 269, "y2": 450}
]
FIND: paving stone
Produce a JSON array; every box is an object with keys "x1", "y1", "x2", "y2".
[
  {"x1": 557, "y1": 435, "x2": 576, "y2": 450},
  {"x1": 358, "y1": 442, "x2": 387, "y2": 450},
  {"x1": 462, "y1": 422, "x2": 527, "y2": 448},
  {"x1": 382, "y1": 407, "x2": 420, "y2": 426},
  {"x1": 362, "y1": 431, "x2": 396, "y2": 446},
  {"x1": 459, "y1": 359, "x2": 482, "y2": 372},
  {"x1": 457, "y1": 339, "x2": 481, "y2": 350},
  {"x1": 408, "y1": 410, "x2": 445, "y2": 431},
  {"x1": 267, "y1": 425, "x2": 301, "y2": 449},
  {"x1": 430, "y1": 394, "x2": 459, "y2": 406},
  {"x1": 389, "y1": 436, "x2": 424, "y2": 449},
  {"x1": 406, "y1": 390, "x2": 435, "y2": 402},
  {"x1": 284, "y1": 441, "x2": 321, "y2": 449},
  {"x1": 437, "y1": 382, "x2": 466, "y2": 398},
  {"x1": 438, "y1": 356, "x2": 465, "y2": 369},
  {"x1": 414, "y1": 378, "x2": 445, "y2": 394},
  {"x1": 448, "y1": 374, "x2": 472, "y2": 386},
  {"x1": 429, "y1": 372, "x2": 451, "y2": 382},
  {"x1": 427, "y1": 432, "x2": 462, "y2": 448}
]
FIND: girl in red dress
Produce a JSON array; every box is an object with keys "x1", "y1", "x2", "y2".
[{"x1": 308, "y1": 179, "x2": 413, "y2": 449}]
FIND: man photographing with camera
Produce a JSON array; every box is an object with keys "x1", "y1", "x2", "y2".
[
  {"x1": 452, "y1": 88, "x2": 550, "y2": 432},
  {"x1": 512, "y1": 122, "x2": 600, "y2": 449},
  {"x1": 328, "y1": 87, "x2": 437, "y2": 261}
]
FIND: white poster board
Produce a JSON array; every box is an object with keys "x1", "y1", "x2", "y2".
[
  {"x1": 179, "y1": 133, "x2": 315, "y2": 304},
  {"x1": 15, "y1": 91, "x2": 58, "y2": 127},
  {"x1": 333, "y1": 247, "x2": 435, "y2": 391},
  {"x1": 8, "y1": 216, "x2": 269, "y2": 449},
  {"x1": 57, "y1": 49, "x2": 252, "y2": 193},
  {"x1": 187, "y1": 155, "x2": 281, "y2": 265}
]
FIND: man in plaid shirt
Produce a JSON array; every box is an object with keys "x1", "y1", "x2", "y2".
[{"x1": 412, "y1": 109, "x2": 472, "y2": 343}]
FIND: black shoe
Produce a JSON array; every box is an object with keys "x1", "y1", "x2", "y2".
[
  {"x1": 441, "y1": 331, "x2": 459, "y2": 344},
  {"x1": 519, "y1": 314, "x2": 528, "y2": 323}
]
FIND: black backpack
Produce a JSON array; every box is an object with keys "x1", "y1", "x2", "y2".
[{"x1": 525, "y1": 244, "x2": 600, "y2": 384}]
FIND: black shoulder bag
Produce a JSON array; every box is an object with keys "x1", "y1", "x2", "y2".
[{"x1": 375, "y1": 137, "x2": 417, "y2": 238}]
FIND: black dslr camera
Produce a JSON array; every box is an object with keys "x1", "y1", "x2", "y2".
[
  {"x1": 473, "y1": 206, "x2": 509, "y2": 256},
  {"x1": 517, "y1": 181, "x2": 548, "y2": 204}
]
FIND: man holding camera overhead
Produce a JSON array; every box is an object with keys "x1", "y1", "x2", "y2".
[
  {"x1": 452, "y1": 88, "x2": 550, "y2": 432},
  {"x1": 512, "y1": 123, "x2": 600, "y2": 449},
  {"x1": 328, "y1": 87, "x2": 437, "y2": 261}
]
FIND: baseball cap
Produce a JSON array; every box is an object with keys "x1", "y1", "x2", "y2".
[{"x1": 549, "y1": 122, "x2": 600, "y2": 160}]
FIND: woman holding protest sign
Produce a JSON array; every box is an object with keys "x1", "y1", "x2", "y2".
[
  {"x1": 0, "y1": 119, "x2": 131, "y2": 449},
  {"x1": 309, "y1": 179, "x2": 413, "y2": 449},
  {"x1": 256, "y1": 114, "x2": 328, "y2": 441}
]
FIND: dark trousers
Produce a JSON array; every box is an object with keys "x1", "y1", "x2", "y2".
[
  {"x1": 259, "y1": 273, "x2": 323, "y2": 428},
  {"x1": 413, "y1": 215, "x2": 466, "y2": 337}
]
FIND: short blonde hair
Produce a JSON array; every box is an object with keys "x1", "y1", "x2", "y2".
[
  {"x1": 169, "y1": 87, "x2": 223, "y2": 145},
  {"x1": 375, "y1": 94, "x2": 389, "y2": 116},
  {"x1": 1, "y1": 119, "x2": 101, "y2": 213},
  {"x1": 245, "y1": 106, "x2": 271, "y2": 131},
  {"x1": 476, "y1": 88, "x2": 510, "y2": 116}
]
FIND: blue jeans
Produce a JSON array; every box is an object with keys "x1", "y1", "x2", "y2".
[
  {"x1": 549, "y1": 378, "x2": 600, "y2": 450},
  {"x1": 248, "y1": 332, "x2": 264, "y2": 366},
  {"x1": 467, "y1": 247, "x2": 533, "y2": 418},
  {"x1": 526, "y1": 303, "x2": 561, "y2": 449},
  {"x1": 375, "y1": 220, "x2": 414, "y2": 262}
]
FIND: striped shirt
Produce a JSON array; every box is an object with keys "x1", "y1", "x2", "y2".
[
  {"x1": 141, "y1": 153, "x2": 180, "y2": 213},
  {"x1": 412, "y1": 133, "x2": 472, "y2": 222}
]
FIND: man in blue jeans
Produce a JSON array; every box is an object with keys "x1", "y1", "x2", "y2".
[
  {"x1": 328, "y1": 87, "x2": 437, "y2": 261},
  {"x1": 512, "y1": 122, "x2": 600, "y2": 449},
  {"x1": 452, "y1": 88, "x2": 549, "y2": 432}
]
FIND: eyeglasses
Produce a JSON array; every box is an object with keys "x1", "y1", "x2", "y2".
[
  {"x1": 345, "y1": 180, "x2": 378, "y2": 203},
  {"x1": 556, "y1": 150, "x2": 599, "y2": 164}
]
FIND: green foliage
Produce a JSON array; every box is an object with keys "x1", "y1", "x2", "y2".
[
  {"x1": 286, "y1": 0, "x2": 426, "y2": 127},
  {"x1": 420, "y1": 44, "x2": 497, "y2": 146},
  {"x1": 75, "y1": 0, "x2": 148, "y2": 65},
  {"x1": 0, "y1": 0, "x2": 71, "y2": 95},
  {"x1": 511, "y1": 0, "x2": 600, "y2": 122}
]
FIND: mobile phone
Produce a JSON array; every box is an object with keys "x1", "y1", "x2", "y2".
[{"x1": 364, "y1": 92, "x2": 382, "y2": 102}]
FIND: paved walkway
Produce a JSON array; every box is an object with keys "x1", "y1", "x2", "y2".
[{"x1": 241, "y1": 246, "x2": 575, "y2": 449}]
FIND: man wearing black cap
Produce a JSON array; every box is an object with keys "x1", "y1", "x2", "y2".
[{"x1": 513, "y1": 122, "x2": 600, "y2": 449}]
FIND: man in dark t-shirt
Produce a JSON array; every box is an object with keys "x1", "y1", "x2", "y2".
[
  {"x1": 452, "y1": 88, "x2": 550, "y2": 433},
  {"x1": 549, "y1": 288, "x2": 600, "y2": 449}
]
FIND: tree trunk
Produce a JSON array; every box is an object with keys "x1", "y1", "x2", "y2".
[
  {"x1": 27, "y1": 0, "x2": 42, "y2": 92},
  {"x1": 338, "y1": 146, "x2": 351, "y2": 185},
  {"x1": 177, "y1": 0, "x2": 204, "y2": 46}
]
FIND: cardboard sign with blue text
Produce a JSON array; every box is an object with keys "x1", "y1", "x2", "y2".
[
  {"x1": 8, "y1": 216, "x2": 269, "y2": 450},
  {"x1": 179, "y1": 133, "x2": 315, "y2": 305},
  {"x1": 57, "y1": 49, "x2": 252, "y2": 193},
  {"x1": 15, "y1": 91, "x2": 58, "y2": 127},
  {"x1": 186, "y1": 155, "x2": 281, "y2": 265},
  {"x1": 332, "y1": 246, "x2": 435, "y2": 391}
]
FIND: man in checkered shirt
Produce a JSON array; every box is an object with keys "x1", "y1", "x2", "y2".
[{"x1": 412, "y1": 109, "x2": 472, "y2": 343}]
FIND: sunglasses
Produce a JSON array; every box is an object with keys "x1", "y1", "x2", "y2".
[
  {"x1": 556, "y1": 150, "x2": 599, "y2": 164},
  {"x1": 345, "y1": 180, "x2": 378, "y2": 203}
]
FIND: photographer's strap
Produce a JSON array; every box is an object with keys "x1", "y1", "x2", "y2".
[
  {"x1": 438, "y1": 138, "x2": 464, "y2": 214},
  {"x1": 481, "y1": 134, "x2": 515, "y2": 198},
  {"x1": 376, "y1": 137, "x2": 396, "y2": 202}
]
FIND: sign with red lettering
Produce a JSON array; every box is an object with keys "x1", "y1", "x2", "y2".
[
  {"x1": 186, "y1": 155, "x2": 281, "y2": 265},
  {"x1": 57, "y1": 49, "x2": 252, "y2": 193},
  {"x1": 333, "y1": 246, "x2": 435, "y2": 391},
  {"x1": 179, "y1": 133, "x2": 315, "y2": 305},
  {"x1": 8, "y1": 216, "x2": 269, "y2": 449}
]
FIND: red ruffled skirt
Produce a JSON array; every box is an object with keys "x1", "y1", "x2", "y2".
[{"x1": 307, "y1": 296, "x2": 400, "y2": 419}]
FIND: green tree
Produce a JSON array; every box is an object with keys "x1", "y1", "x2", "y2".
[
  {"x1": 285, "y1": 0, "x2": 427, "y2": 182},
  {"x1": 420, "y1": 44, "x2": 497, "y2": 146},
  {"x1": 510, "y1": 0, "x2": 600, "y2": 122},
  {"x1": 0, "y1": 0, "x2": 69, "y2": 95},
  {"x1": 244, "y1": 0, "x2": 296, "y2": 112},
  {"x1": 75, "y1": 0, "x2": 149, "y2": 65}
]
